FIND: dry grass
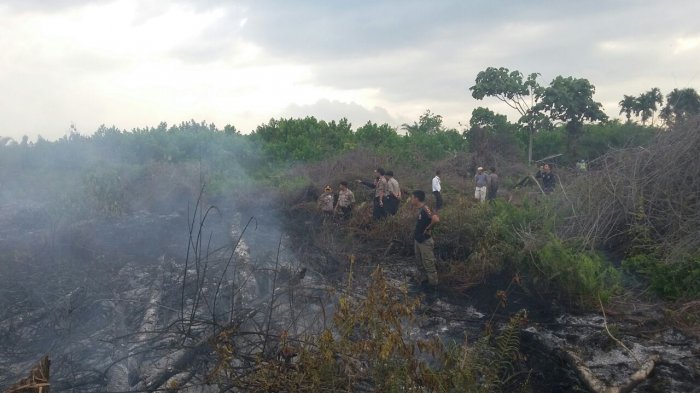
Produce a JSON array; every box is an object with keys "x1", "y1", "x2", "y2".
[{"x1": 564, "y1": 116, "x2": 700, "y2": 261}]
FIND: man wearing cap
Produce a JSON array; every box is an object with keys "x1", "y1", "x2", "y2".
[
  {"x1": 335, "y1": 181, "x2": 355, "y2": 218},
  {"x1": 318, "y1": 185, "x2": 335, "y2": 216},
  {"x1": 385, "y1": 170, "x2": 401, "y2": 215},
  {"x1": 474, "y1": 167, "x2": 488, "y2": 203}
]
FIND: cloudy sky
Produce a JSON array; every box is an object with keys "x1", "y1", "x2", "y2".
[{"x1": 1, "y1": 0, "x2": 699, "y2": 140}]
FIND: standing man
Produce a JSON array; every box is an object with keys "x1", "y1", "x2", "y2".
[
  {"x1": 318, "y1": 185, "x2": 335, "y2": 216},
  {"x1": 474, "y1": 167, "x2": 488, "y2": 203},
  {"x1": 432, "y1": 170, "x2": 443, "y2": 211},
  {"x1": 385, "y1": 170, "x2": 401, "y2": 215},
  {"x1": 487, "y1": 167, "x2": 499, "y2": 202},
  {"x1": 357, "y1": 167, "x2": 388, "y2": 220},
  {"x1": 535, "y1": 163, "x2": 556, "y2": 194},
  {"x1": 335, "y1": 181, "x2": 355, "y2": 217},
  {"x1": 412, "y1": 190, "x2": 440, "y2": 287}
]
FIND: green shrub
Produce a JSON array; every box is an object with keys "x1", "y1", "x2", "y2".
[
  {"x1": 623, "y1": 254, "x2": 700, "y2": 300},
  {"x1": 522, "y1": 237, "x2": 621, "y2": 307}
]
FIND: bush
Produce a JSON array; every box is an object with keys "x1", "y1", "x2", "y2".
[
  {"x1": 521, "y1": 237, "x2": 621, "y2": 307},
  {"x1": 623, "y1": 254, "x2": 700, "y2": 300}
]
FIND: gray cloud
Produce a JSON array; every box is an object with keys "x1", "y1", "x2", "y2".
[{"x1": 1, "y1": 0, "x2": 700, "y2": 138}]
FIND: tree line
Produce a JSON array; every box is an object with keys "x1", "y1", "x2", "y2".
[
  {"x1": 2, "y1": 68, "x2": 698, "y2": 168},
  {"x1": 469, "y1": 67, "x2": 700, "y2": 163}
]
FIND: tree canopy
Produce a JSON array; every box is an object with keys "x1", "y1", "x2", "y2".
[
  {"x1": 661, "y1": 88, "x2": 700, "y2": 126},
  {"x1": 469, "y1": 66, "x2": 543, "y2": 163},
  {"x1": 533, "y1": 76, "x2": 607, "y2": 157}
]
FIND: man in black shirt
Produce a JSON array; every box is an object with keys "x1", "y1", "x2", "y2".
[
  {"x1": 536, "y1": 163, "x2": 556, "y2": 194},
  {"x1": 412, "y1": 190, "x2": 440, "y2": 286}
]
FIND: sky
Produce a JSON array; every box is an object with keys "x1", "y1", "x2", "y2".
[{"x1": 1, "y1": 0, "x2": 699, "y2": 140}]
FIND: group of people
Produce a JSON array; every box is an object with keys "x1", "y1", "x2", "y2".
[
  {"x1": 357, "y1": 167, "x2": 402, "y2": 219},
  {"x1": 316, "y1": 167, "x2": 404, "y2": 220},
  {"x1": 317, "y1": 181, "x2": 356, "y2": 217},
  {"x1": 315, "y1": 163, "x2": 563, "y2": 292},
  {"x1": 473, "y1": 166, "x2": 499, "y2": 203},
  {"x1": 317, "y1": 167, "x2": 440, "y2": 288}
]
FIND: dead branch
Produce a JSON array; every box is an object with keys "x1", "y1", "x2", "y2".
[
  {"x1": 564, "y1": 350, "x2": 660, "y2": 393},
  {"x1": 3, "y1": 356, "x2": 50, "y2": 393}
]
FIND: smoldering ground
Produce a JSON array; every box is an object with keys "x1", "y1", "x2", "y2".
[{"x1": 0, "y1": 123, "x2": 308, "y2": 391}]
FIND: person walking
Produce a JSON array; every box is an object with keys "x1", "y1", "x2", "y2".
[
  {"x1": 487, "y1": 167, "x2": 499, "y2": 202},
  {"x1": 432, "y1": 170, "x2": 443, "y2": 211},
  {"x1": 474, "y1": 167, "x2": 488, "y2": 203},
  {"x1": 357, "y1": 167, "x2": 388, "y2": 220},
  {"x1": 535, "y1": 163, "x2": 556, "y2": 194},
  {"x1": 385, "y1": 170, "x2": 401, "y2": 215},
  {"x1": 411, "y1": 190, "x2": 440, "y2": 287},
  {"x1": 318, "y1": 185, "x2": 335, "y2": 216},
  {"x1": 335, "y1": 181, "x2": 355, "y2": 218}
]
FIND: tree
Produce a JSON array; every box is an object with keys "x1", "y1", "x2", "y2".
[
  {"x1": 660, "y1": 88, "x2": 700, "y2": 126},
  {"x1": 355, "y1": 121, "x2": 400, "y2": 148},
  {"x1": 533, "y1": 76, "x2": 608, "y2": 158},
  {"x1": 224, "y1": 124, "x2": 239, "y2": 135},
  {"x1": 252, "y1": 117, "x2": 353, "y2": 162},
  {"x1": 635, "y1": 88, "x2": 664, "y2": 126},
  {"x1": 401, "y1": 110, "x2": 444, "y2": 136},
  {"x1": 469, "y1": 67, "x2": 544, "y2": 163},
  {"x1": 468, "y1": 107, "x2": 514, "y2": 133},
  {"x1": 619, "y1": 95, "x2": 637, "y2": 123}
]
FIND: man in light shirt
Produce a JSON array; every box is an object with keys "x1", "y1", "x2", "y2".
[
  {"x1": 432, "y1": 170, "x2": 443, "y2": 211},
  {"x1": 357, "y1": 167, "x2": 388, "y2": 220},
  {"x1": 335, "y1": 181, "x2": 355, "y2": 218},
  {"x1": 474, "y1": 167, "x2": 488, "y2": 203},
  {"x1": 385, "y1": 170, "x2": 401, "y2": 215}
]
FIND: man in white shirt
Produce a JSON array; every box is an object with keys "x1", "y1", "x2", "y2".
[
  {"x1": 432, "y1": 170, "x2": 443, "y2": 211},
  {"x1": 474, "y1": 167, "x2": 488, "y2": 203}
]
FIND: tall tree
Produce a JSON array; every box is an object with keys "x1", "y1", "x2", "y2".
[
  {"x1": 469, "y1": 67, "x2": 544, "y2": 163},
  {"x1": 660, "y1": 88, "x2": 700, "y2": 126},
  {"x1": 635, "y1": 88, "x2": 664, "y2": 125},
  {"x1": 533, "y1": 76, "x2": 608, "y2": 158},
  {"x1": 401, "y1": 109, "x2": 444, "y2": 136},
  {"x1": 619, "y1": 95, "x2": 637, "y2": 123}
]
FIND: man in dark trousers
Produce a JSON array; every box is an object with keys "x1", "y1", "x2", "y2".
[
  {"x1": 487, "y1": 167, "x2": 499, "y2": 202},
  {"x1": 412, "y1": 190, "x2": 440, "y2": 287},
  {"x1": 385, "y1": 170, "x2": 401, "y2": 215},
  {"x1": 536, "y1": 163, "x2": 556, "y2": 194},
  {"x1": 357, "y1": 167, "x2": 388, "y2": 220},
  {"x1": 432, "y1": 170, "x2": 443, "y2": 211},
  {"x1": 335, "y1": 181, "x2": 355, "y2": 218}
]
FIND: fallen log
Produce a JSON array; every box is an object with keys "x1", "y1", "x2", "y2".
[{"x1": 3, "y1": 356, "x2": 50, "y2": 393}]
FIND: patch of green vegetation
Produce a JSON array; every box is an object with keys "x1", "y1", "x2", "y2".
[
  {"x1": 522, "y1": 237, "x2": 621, "y2": 307},
  {"x1": 434, "y1": 198, "x2": 619, "y2": 308},
  {"x1": 623, "y1": 254, "x2": 700, "y2": 300}
]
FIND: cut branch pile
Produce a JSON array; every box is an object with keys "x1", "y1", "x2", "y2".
[
  {"x1": 3, "y1": 356, "x2": 50, "y2": 393},
  {"x1": 565, "y1": 117, "x2": 700, "y2": 260}
]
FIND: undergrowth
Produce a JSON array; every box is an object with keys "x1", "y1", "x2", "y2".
[
  {"x1": 623, "y1": 254, "x2": 700, "y2": 300},
  {"x1": 210, "y1": 265, "x2": 531, "y2": 392}
]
